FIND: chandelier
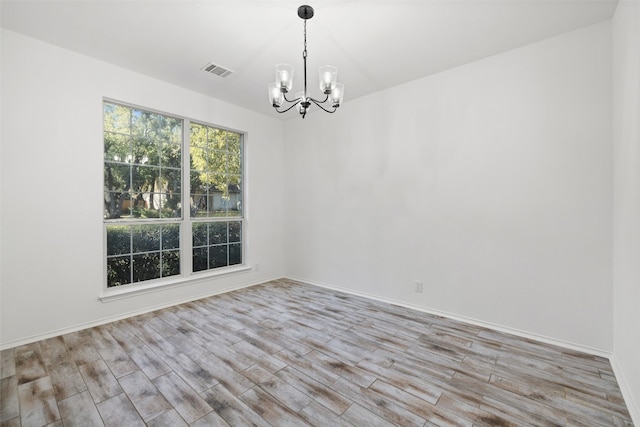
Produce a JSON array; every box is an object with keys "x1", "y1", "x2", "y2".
[{"x1": 268, "y1": 5, "x2": 344, "y2": 118}]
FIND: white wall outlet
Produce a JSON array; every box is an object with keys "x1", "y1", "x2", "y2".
[
  {"x1": 253, "y1": 263, "x2": 260, "y2": 271},
  {"x1": 414, "y1": 280, "x2": 423, "y2": 293}
]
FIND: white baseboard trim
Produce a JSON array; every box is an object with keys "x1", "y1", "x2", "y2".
[
  {"x1": 610, "y1": 355, "x2": 640, "y2": 425},
  {"x1": 285, "y1": 275, "x2": 613, "y2": 359},
  {"x1": 1, "y1": 274, "x2": 618, "y2": 361},
  {"x1": 0, "y1": 275, "x2": 281, "y2": 350}
]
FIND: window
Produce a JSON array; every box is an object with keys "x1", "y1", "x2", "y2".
[{"x1": 103, "y1": 101, "x2": 245, "y2": 289}]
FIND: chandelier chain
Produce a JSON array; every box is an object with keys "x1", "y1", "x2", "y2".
[
  {"x1": 302, "y1": 18, "x2": 308, "y2": 98},
  {"x1": 303, "y1": 19, "x2": 308, "y2": 59}
]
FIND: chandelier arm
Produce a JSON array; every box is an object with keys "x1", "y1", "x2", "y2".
[
  {"x1": 283, "y1": 91, "x2": 302, "y2": 103},
  {"x1": 310, "y1": 93, "x2": 330, "y2": 104},
  {"x1": 309, "y1": 97, "x2": 337, "y2": 113},
  {"x1": 274, "y1": 99, "x2": 303, "y2": 114}
]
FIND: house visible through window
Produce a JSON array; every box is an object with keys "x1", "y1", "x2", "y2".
[{"x1": 103, "y1": 101, "x2": 244, "y2": 288}]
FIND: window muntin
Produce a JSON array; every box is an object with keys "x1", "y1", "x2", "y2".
[{"x1": 103, "y1": 101, "x2": 245, "y2": 289}]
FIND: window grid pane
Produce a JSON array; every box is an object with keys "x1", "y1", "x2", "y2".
[
  {"x1": 106, "y1": 224, "x2": 181, "y2": 288},
  {"x1": 189, "y1": 123, "x2": 243, "y2": 219},
  {"x1": 191, "y1": 220, "x2": 242, "y2": 273},
  {"x1": 104, "y1": 102, "x2": 183, "y2": 221}
]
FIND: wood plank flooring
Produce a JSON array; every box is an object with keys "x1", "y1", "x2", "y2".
[{"x1": 0, "y1": 279, "x2": 634, "y2": 426}]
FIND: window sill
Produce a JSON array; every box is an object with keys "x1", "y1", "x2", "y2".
[{"x1": 99, "y1": 265, "x2": 252, "y2": 302}]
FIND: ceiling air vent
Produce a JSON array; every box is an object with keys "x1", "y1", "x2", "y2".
[{"x1": 201, "y1": 62, "x2": 233, "y2": 78}]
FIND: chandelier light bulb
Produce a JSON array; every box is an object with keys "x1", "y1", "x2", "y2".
[
  {"x1": 268, "y1": 83, "x2": 283, "y2": 107},
  {"x1": 331, "y1": 83, "x2": 344, "y2": 107},
  {"x1": 319, "y1": 65, "x2": 337, "y2": 94},
  {"x1": 275, "y1": 64, "x2": 294, "y2": 92},
  {"x1": 295, "y1": 91, "x2": 307, "y2": 114}
]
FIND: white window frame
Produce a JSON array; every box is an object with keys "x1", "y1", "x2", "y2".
[{"x1": 101, "y1": 99, "x2": 249, "y2": 302}]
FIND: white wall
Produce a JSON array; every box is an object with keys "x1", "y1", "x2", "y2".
[
  {"x1": 0, "y1": 30, "x2": 285, "y2": 347},
  {"x1": 612, "y1": 0, "x2": 640, "y2": 423},
  {"x1": 285, "y1": 21, "x2": 613, "y2": 352}
]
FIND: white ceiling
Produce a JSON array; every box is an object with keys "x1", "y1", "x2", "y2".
[{"x1": 1, "y1": 0, "x2": 617, "y2": 119}]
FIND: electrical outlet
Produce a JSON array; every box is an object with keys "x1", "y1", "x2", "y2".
[
  {"x1": 414, "y1": 280, "x2": 423, "y2": 293},
  {"x1": 253, "y1": 263, "x2": 260, "y2": 271}
]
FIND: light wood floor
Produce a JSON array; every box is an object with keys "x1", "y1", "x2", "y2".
[{"x1": 0, "y1": 279, "x2": 634, "y2": 426}]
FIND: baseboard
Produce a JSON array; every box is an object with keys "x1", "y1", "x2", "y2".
[
  {"x1": 285, "y1": 275, "x2": 613, "y2": 359},
  {"x1": 1, "y1": 274, "x2": 617, "y2": 360},
  {"x1": 0, "y1": 275, "x2": 281, "y2": 350},
  {"x1": 610, "y1": 355, "x2": 640, "y2": 425}
]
